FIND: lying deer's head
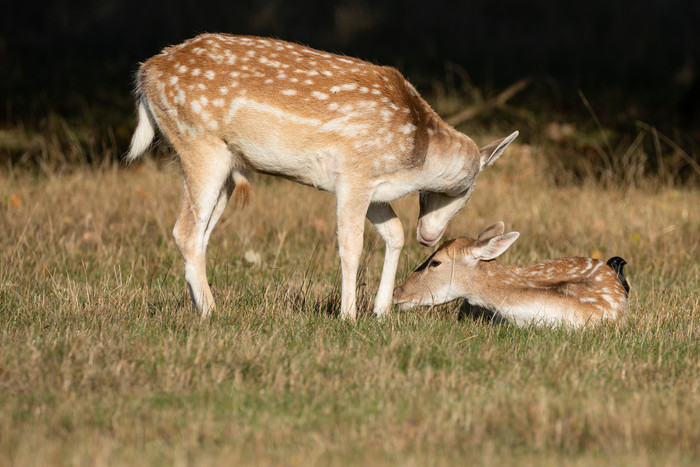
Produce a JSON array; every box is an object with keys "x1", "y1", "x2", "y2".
[{"x1": 394, "y1": 222, "x2": 520, "y2": 309}]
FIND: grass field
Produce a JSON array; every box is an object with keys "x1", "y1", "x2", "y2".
[{"x1": 1, "y1": 138, "x2": 699, "y2": 465}]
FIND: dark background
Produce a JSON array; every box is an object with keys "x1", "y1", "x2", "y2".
[{"x1": 2, "y1": 0, "x2": 699, "y2": 168}]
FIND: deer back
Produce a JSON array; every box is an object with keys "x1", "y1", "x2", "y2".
[{"x1": 136, "y1": 33, "x2": 449, "y2": 183}]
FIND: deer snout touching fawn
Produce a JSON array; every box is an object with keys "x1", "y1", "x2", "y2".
[
  {"x1": 125, "y1": 33, "x2": 519, "y2": 320},
  {"x1": 393, "y1": 222, "x2": 629, "y2": 328}
]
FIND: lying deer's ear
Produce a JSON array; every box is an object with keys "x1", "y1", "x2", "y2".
[
  {"x1": 470, "y1": 232, "x2": 520, "y2": 261},
  {"x1": 477, "y1": 221, "x2": 506, "y2": 241},
  {"x1": 479, "y1": 131, "x2": 519, "y2": 169}
]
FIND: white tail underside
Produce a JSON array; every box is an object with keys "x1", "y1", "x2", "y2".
[{"x1": 125, "y1": 100, "x2": 156, "y2": 163}]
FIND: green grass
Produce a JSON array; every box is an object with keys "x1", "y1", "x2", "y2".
[{"x1": 1, "y1": 153, "x2": 699, "y2": 465}]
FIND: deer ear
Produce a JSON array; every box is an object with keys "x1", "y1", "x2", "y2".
[
  {"x1": 470, "y1": 232, "x2": 519, "y2": 261},
  {"x1": 477, "y1": 221, "x2": 506, "y2": 241},
  {"x1": 479, "y1": 131, "x2": 519, "y2": 169}
]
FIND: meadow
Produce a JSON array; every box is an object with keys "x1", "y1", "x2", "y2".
[{"x1": 1, "y1": 120, "x2": 699, "y2": 465}]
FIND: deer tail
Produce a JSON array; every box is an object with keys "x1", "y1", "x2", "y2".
[
  {"x1": 125, "y1": 94, "x2": 157, "y2": 163},
  {"x1": 232, "y1": 171, "x2": 251, "y2": 208}
]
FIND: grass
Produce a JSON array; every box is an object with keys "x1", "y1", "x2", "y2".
[{"x1": 1, "y1": 138, "x2": 699, "y2": 465}]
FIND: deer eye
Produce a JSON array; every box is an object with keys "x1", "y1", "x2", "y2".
[{"x1": 429, "y1": 260, "x2": 441, "y2": 268}]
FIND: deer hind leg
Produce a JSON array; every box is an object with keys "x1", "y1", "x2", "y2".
[
  {"x1": 172, "y1": 140, "x2": 238, "y2": 318},
  {"x1": 366, "y1": 202, "x2": 404, "y2": 317}
]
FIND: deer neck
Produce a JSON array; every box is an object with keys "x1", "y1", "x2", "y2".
[{"x1": 419, "y1": 114, "x2": 479, "y2": 191}]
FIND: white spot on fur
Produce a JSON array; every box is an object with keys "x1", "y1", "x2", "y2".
[
  {"x1": 205, "y1": 70, "x2": 215, "y2": 80},
  {"x1": 600, "y1": 294, "x2": 614, "y2": 306},
  {"x1": 328, "y1": 102, "x2": 339, "y2": 111},
  {"x1": 399, "y1": 123, "x2": 416, "y2": 134},
  {"x1": 173, "y1": 89, "x2": 186, "y2": 105},
  {"x1": 281, "y1": 89, "x2": 297, "y2": 96},
  {"x1": 192, "y1": 69, "x2": 201, "y2": 77},
  {"x1": 312, "y1": 91, "x2": 329, "y2": 100}
]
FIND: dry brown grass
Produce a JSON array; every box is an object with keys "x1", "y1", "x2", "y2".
[{"x1": 1, "y1": 140, "x2": 699, "y2": 466}]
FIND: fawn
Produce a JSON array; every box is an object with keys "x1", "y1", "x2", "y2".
[
  {"x1": 126, "y1": 33, "x2": 518, "y2": 320},
  {"x1": 393, "y1": 222, "x2": 629, "y2": 328}
]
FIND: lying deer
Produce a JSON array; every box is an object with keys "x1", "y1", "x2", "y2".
[
  {"x1": 393, "y1": 222, "x2": 629, "y2": 328},
  {"x1": 126, "y1": 33, "x2": 518, "y2": 320}
]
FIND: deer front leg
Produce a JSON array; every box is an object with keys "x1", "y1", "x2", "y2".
[
  {"x1": 366, "y1": 203, "x2": 404, "y2": 317},
  {"x1": 336, "y1": 187, "x2": 371, "y2": 321}
]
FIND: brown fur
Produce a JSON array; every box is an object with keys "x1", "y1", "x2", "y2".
[{"x1": 232, "y1": 180, "x2": 250, "y2": 208}]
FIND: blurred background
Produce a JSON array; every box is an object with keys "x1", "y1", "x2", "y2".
[{"x1": 2, "y1": 0, "x2": 699, "y2": 183}]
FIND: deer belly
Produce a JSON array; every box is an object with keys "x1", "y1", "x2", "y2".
[
  {"x1": 225, "y1": 105, "x2": 340, "y2": 192},
  {"x1": 499, "y1": 300, "x2": 582, "y2": 328}
]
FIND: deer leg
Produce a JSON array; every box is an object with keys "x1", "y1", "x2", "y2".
[
  {"x1": 172, "y1": 142, "x2": 234, "y2": 318},
  {"x1": 203, "y1": 177, "x2": 234, "y2": 249},
  {"x1": 366, "y1": 202, "x2": 404, "y2": 317},
  {"x1": 336, "y1": 187, "x2": 371, "y2": 321}
]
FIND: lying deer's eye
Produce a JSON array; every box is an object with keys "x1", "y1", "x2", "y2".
[{"x1": 429, "y1": 260, "x2": 441, "y2": 268}]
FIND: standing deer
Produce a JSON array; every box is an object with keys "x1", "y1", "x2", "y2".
[
  {"x1": 393, "y1": 222, "x2": 629, "y2": 328},
  {"x1": 126, "y1": 33, "x2": 518, "y2": 320}
]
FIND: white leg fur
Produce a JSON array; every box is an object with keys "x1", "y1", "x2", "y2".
[
  {"x1": 366, "y1": 203, "x2": 404, "y2": 317},
  {"x1": 336, "y1": 185, "x2": 371, "y2": 320},
  {"x1": 173, "y1": 142, "x2": 234, "y2": 317},
  {"x1": 202, "y1": 180, "x2": 234, "y2": 249}
]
